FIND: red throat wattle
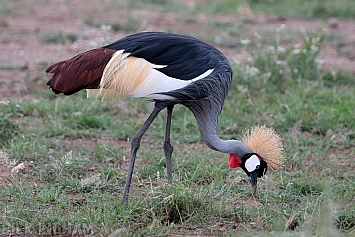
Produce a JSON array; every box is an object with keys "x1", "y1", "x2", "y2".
[{"x1": 228, "y1": 154, "x2": 242, "y2": 168}]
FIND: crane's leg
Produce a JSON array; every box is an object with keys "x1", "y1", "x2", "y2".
[
  {"x1": 164, "y1": 105, "x2": 174, "y2": 182},
  {"x1": 122, "y1": 105, "x2": 164, "y2": 203}
]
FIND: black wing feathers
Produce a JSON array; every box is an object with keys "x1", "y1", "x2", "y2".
[
  {"x1": 104, "y1": 32, "x2": 229, "y2": 80},
  {"x1": 46, "y1": 32, "x2": 232, "y2": 100}
]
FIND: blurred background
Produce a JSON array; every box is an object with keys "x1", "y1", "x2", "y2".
[{"x1": 1, "y1": 0, "x2": 354, "y2": 98}]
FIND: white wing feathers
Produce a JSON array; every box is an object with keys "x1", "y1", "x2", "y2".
[{"x1": 87, "y1": 50, "x2": 214, "y2": 100}]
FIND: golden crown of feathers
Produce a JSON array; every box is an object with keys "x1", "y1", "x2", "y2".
[{"x1": 242, "y1": 125, "x2": 285, "y2": 170}]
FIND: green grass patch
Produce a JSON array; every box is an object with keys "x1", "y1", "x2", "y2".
[
  {"x1": 246, "y1": 0, "x2": 355, "y2": 18},
  {"x1": 0, "y1": 102, "x2": 20, "y2": 147},
  {"x1": 84, "y1": 16, "x2": 142, "y2": 32},
  {"x1": 154, "y1": 0, "x2": 355, "y2": 19},
  {"x1": 0, "y1": 0, "x2": 12, "y2": 14},
  {"x1": 0, "y1": 116, "x2": 18, "y2": 147},
  {"x1": 39, "y1": 31, "x2": 80, "y2": 44},
  {"x1": 230, "y1": 30, "x2": 355, "y2": 134}
]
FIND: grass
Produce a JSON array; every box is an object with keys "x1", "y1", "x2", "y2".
[
  {"x1": 1, "y1": 1, "x2": 355, "y2": 236},
  {"x1": 84, "y1": 16, "x2": 143, "y2": 32},
  {"x1": 122, "y1": 0, "x2": 355, "y2": 19},
  {"x1": 38, "y1": 31, "x2": 79, "y2": 44},
  {"x1": 2, "y1": 31, "x2": 355, "y2": 236},
  {"x1": 0, "y1": 102, "x2": 19, "y2": 147},
  {"x1": 245, "y1": 0, "x2": 355, "y2": 18},
  {"x1": 231, "y1": 31, "x2": 355, "y2": 134},
  {"x1": 193, "y1": 0, "x2": 355, "y2": 18},
  {"x1": 0, "y1": 0, "x2": 12, "y2": 15}
]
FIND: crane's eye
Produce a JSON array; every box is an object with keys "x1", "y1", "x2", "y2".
[{"x1": 245, "y1": 155, "x2": 260, "y2": 172}]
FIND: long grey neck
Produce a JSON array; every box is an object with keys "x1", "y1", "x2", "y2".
[{"x1": 184, "y1": 97, "x2": 251, "y2": 157}]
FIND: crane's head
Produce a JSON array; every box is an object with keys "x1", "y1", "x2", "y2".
[
  {"x1": 229, "y1": 126, "x2": 285, "y2": 196},
  {"x1": 229, "y1": 153, "x2": 267, "y2": 196}
]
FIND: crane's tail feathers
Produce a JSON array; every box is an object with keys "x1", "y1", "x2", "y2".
[
  {"x1": 88, "y1": 50, "x2": 152, "y2": 100},
  {"x1": 46, "y1": 48, "x2": 116, "y2": 95},
  {"x1": 242, "y1": 125, "x2": 285, "y2": 170},
  {"x1": 46, "y1": 60, "x2": 66, "y2": 74}
]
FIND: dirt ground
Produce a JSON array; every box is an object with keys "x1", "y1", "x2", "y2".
[{"x1": 0, "y1": 0, "x2": 354, "y2": 100}]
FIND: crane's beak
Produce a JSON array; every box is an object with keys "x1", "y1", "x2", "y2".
[{"x1": 250, "y1": 169, "x2": 259, "y2": 197}]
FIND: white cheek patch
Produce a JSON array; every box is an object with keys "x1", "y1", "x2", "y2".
[{"x1": 245, "y1": 155, "x2": 260, "y2": 172}]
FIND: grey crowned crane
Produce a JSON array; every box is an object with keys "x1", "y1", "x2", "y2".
[{"x1": 46, "y1": 32, "x2": 284, "y2": 203}]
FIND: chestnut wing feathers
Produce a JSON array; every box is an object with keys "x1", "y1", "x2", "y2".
[{"x1": 46, "y1": 48, "x2": 115, "y2": 95}]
